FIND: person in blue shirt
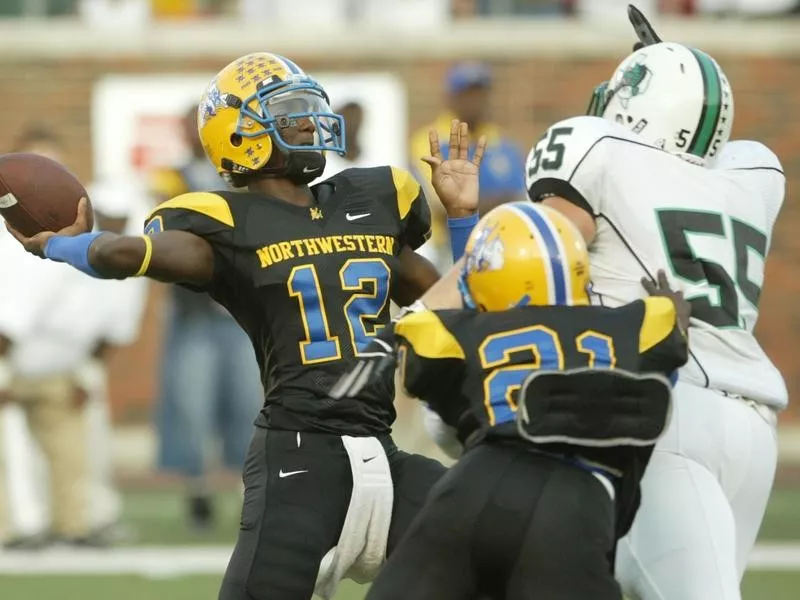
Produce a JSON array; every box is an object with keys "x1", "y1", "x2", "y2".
[{"x1": 410, "y1": 61, "x2": 526, "y2": 267}]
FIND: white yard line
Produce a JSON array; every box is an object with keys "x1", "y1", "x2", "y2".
[
  {"x1": 0, "y1": 546, "x2": 233, "y2": 577},
  {"x1": 0, "y1": 544, "x2": 799, "y2": 576}
]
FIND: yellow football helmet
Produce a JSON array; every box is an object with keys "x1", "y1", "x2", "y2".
[
  {"x1": 459, "y1": 202, "x2": 590, "y2": 311},
  {"x1": 197, "y1": 52, "x2": 345, "y2": 182}
]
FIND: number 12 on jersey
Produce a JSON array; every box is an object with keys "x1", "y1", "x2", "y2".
[{"x1": 288, "y1": 258, "x2": 391, "y2": 364}]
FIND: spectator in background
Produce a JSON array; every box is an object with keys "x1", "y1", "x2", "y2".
[
  {"x1": 151, "y1": 106, "x2": 262, "y2": 532},
  {"x1": 410, "y1": 61, "x2": 526, "y2": 269},
  {"x1": 0, "y1": 126, "x2": 140, "y2": 548},
  {"x1": 322, "y1": 100, "x2": 371, "y2": 177}
]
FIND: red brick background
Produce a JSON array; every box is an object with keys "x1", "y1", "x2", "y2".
[{"x1": 1, "y1": 55, "x2": 794, "y2": 420}]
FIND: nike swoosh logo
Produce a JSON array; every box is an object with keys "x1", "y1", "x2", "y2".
[
  {"x1": 303, "y1": 166, "x2": 319, "y2": 173},
  {"x1": 278, "y1": 469, "x2": 308, "y2": 478},
  {"x1": 362, "y1": 456, "x2": 377, "y2": 463},
  {"x1": 346, "y1": 212, "x2": 370, "y2": 221}
]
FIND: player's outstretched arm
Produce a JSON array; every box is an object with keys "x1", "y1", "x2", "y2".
[
  {"x1": 416, "y1": 258, "x2": 465, "y2": 310},
  {"x1": 89, "y1": 230, "x2": 214, "y2": 284},
  {"x1": 6, "y1": 197, "x2": 214, "y2": 286}
]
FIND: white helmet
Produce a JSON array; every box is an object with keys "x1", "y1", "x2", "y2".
[{"x1": 587, "y1": 42, "x2": 734, "y2": 165}]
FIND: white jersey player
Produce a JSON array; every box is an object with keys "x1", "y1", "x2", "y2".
[{"x1": 523, "y1": 43, "x2": 785, "y2": 600}]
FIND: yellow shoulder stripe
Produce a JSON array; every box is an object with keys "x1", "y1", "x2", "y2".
[
  {"x1": 147, "y1": 192, "x2": 234, "y2": 227},
  {"x1": 391, "y1": 167, "x2": 422, "y2": 220},
  {"x1": 394, "y1": 310, "x2": 465, "y2": 360},
  {"x1": 639, "y1": 297, "x2": 678, "y2": 353}
]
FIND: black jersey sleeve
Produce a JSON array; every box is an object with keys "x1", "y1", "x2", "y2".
[{"x1": 393, "y1": 309, "x2": 465, "y2": 405}]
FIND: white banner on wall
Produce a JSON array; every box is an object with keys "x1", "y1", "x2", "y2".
[{"x1": 90, "y1": 72, "x2": 408, "y2": 183}]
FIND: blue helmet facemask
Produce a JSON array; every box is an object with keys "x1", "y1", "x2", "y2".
[{"x1": 237, "y1": 76, "x2": 346, "y2": 157}]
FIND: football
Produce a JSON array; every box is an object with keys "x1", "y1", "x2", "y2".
[{"x1": 0, "y1": 152, "x2": 93, "y2": 237}]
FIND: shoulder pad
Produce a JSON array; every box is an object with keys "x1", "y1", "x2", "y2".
[
  {"x1": 524, "y1": 116, "x2": 625, "y2": 193},
  {"x1": 395, "y1": 310, "x2": 465, "y2": 360},
  {"x1": 148, "y1": 192, "x2": 234, "y2": 226},
  {"x1": 327, "y1": 165, "x2": 422, "y2": 218},
  {"x1": 144, "y1": 192, "x2": 234, "y2": 235},
  {"x1": 390, "y1": 166, "x2": 422, "y2": 220},
  {"x1": 713, "y1": 140, "x2": 783, "y2": 174}
]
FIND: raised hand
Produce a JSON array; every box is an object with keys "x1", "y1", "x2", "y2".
[{"x1": 421, "y1": 120, "x2": 487, "y2": 219}]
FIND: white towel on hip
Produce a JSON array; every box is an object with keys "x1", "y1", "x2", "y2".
[{"x1": 314, "y1": 435, "x2": 394, "y2": 600}]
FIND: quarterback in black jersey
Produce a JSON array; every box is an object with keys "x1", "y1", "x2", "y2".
[
  {"x1": 333, "y1": 202, "x2": 689, "y2": 600},
  {"x1": 9, "y1": 53, "x2": 488, "y2": 600}
]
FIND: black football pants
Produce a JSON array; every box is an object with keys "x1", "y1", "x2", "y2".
[{"x1": 218, "y1": 427, "x2": 446, "y2": 600}]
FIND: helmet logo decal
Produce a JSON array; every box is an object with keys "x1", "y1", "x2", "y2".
[
  {"x1": 199, "y1": 80, "x2": 231, "y2": 129},
  {"x1": 615, "y1": 58, "x2": 653, "y2": 108},
  {"x1": 465, "y1": 224, "x2": 505, "y2": 275}
]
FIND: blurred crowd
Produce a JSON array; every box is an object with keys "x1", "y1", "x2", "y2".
[{"x1": 5, "y1": 0, "x2": 800, "y2": 21}]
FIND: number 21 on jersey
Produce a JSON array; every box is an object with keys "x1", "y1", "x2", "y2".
[
  {"x1": 288, "y1": 258, "x2": 390, "y2": 364},
  {"x1": 480, "y1": 325, "x2": 616, "y2": 425}
]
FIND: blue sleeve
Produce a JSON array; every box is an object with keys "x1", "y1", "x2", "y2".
[
  {"x1": 43, "y1": 232, "x2": 106, "y2": 278},
  {"x1": 448, "y1": 214, "x2": 479, "y2": 261}
]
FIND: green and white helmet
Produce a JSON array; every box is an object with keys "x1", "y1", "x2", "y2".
[{"x1": 587, "y1": 42, "x2": 734, "y2": 165}]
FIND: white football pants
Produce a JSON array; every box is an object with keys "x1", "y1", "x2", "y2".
[{"x1": 615, "y1": 381, "x2": 778, "y2": 600}]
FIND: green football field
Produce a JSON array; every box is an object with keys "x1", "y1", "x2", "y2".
[{"x1": 0, "y1": 487, "x2": 798, "y2": 600}]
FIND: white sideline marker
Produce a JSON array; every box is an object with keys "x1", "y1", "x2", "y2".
[{"x1": 0, "y1": 544, "x2": 798, "y2": 577}]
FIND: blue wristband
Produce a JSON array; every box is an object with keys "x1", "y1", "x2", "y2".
[
  {"x1": 448, "y1": 213, "x2": 480, "y2": 261},
  {"x1": 43, "y1": 232, "x2": 105, "y2": 278}
]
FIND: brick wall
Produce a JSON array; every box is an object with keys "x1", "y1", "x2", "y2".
[{"x1": 3, "y1": 55, "x2": 795, "y2": 419}]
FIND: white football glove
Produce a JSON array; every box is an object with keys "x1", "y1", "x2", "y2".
[{"x1": 329, "y1": 337, "x2": 396, "y2": 400}]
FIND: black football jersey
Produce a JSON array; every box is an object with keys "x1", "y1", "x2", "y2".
[
  {"x1": 144, "y1": 166, "x2": 431, "y2": 435},
  {"x1": 394, "y1": 298, "x2": 687, "y2": 440},
  {"x1": 394, "y1": 298, "x2": 688, "y2": 538}
]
